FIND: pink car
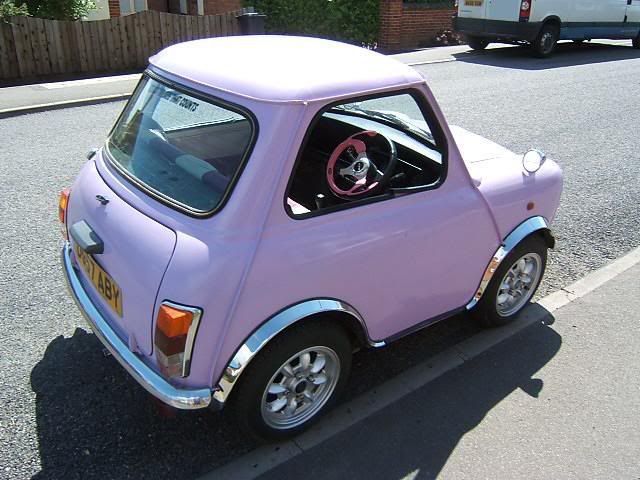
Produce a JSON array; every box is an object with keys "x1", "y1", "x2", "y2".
[{"x1": 60, "y1": 36, "x2": 563, "y2": 439}]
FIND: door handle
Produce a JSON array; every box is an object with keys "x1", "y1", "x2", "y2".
[{"x1": 70, "y1": 220, "x2": 104, "y2": 254}]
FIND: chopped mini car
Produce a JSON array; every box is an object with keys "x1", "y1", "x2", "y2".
[{"x1": 60, "y1": 36, "x2": 563, "y2": 439}]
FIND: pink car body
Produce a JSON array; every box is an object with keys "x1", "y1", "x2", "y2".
[{"x1": 61, "y1": 36, "x2": 563, "y2": 413}]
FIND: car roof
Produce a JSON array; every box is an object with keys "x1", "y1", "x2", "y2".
[{"x1": 149, "y1": 35, "x2": 425, "y2": 103}]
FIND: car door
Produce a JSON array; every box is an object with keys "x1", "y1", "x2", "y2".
[{"x1": 244, "y1": 87, "x2": 499, "y2": 343}]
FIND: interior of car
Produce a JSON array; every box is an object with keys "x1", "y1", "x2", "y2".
[{"x1": 286, "y1": 102, "x2": 444, "y2": 217}]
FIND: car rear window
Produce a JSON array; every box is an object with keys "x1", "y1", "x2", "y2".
[{"x1": 106, "y1": 75, "x2": 255, "y2": 215}]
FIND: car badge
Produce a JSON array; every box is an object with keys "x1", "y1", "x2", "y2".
[{"x1": 95, "y1": 195, "x2": 109, "y2": 205}]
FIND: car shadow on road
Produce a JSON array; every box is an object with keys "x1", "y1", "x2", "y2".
[
  {"x1": 454, "y1": 42, "x2": 639, "y2": 70},
  {"x1": 29, "y1": 328, "x2": 260, "y2": 480},
  {"x1": 259, "y1": 306, "x2": 562, "y2": 480}
]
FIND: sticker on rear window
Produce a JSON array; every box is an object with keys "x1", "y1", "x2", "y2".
[{"x1": 162, "y1": 90, "x2": 200, "y2": 113}]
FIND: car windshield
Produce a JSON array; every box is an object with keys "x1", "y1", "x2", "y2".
[
  {"x1": 107, "y1": 75, "x2": 255, "y2": 214},
  {"x1": 330, "y1": 102, "x2": 434, "y2": 144}
]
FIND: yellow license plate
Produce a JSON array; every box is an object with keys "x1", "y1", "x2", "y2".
[
  {"x1": 74, "y1": 243, "x2": 123, "y2": 317},
  {"x1": 464, "y1": 0, "x2": 483, "y2": 6}
]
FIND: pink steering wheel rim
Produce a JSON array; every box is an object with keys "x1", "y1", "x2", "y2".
[{"x1": 326, "y1": 130, "x2": 381, "y2": 197}]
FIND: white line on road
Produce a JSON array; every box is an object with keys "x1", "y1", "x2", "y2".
[
  {"x1": 39, "y1": 74, "x2": 141, "y2": 89},
  {"x1": 199, "y1": 244, "x2": 640, "y2": 480}
]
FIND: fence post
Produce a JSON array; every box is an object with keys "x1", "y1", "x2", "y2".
[{"x1": 378, "y1": 0, "x2": 404, "y2": 52}]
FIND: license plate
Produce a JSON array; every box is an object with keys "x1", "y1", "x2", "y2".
[
  {"x1": 464, "y1": 0, "x2": 483, "y2": 6},
  {"x1": 74, "y1": 243, "x2": 123, "y2": 317}
]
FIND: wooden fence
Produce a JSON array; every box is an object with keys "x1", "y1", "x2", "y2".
[{"x1": 0, "y1": 10, "x2": 247, "y2": 82}]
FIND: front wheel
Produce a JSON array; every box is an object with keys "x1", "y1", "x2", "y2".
[
  {"x1": 471, "y1": 235, "x2": 547, "y2": 328},
  {"x1": 467, "y1": 36, "x2": 489, "y2": 50},
  {"x1": 229, "y1": 321, "x2": 352, "y2": 440},
  {"x1": 532, "y1": 24, "x2": 559, "y2": 57}
]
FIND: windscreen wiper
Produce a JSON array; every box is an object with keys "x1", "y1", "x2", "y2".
[{"x1": 330, "y1": 105, "x2": 434, "y2": 143}]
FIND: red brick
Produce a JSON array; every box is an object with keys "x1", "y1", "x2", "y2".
[
  {"x1": 108, "y1": 0, "x2": 120, "y2": 17},
  {"x1": 203, "y1": 0, "x2": 242, "y2": 15},
  {"x1": 379, "y1": 1, "x2": 455, "y2": 51}
]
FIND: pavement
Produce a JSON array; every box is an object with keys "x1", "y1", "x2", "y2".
[
  {"x1": 0, "y1": 39, "x2": 632, "y2": 117},
  {"x1": 208, "y1": 249, "x2": 640, "y2": 480}
]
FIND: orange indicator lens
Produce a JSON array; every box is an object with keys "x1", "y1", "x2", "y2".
[
  {"x1": 58, "y1": 188, "x2": 70, "y2": 224},
  {"x1": 157, "y1": 304, "x2": 194, "y2": 338}
]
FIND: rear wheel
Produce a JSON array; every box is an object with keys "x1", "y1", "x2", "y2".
[
  {"x1": 230, "y1": 321, "x2": 352, "y2": 440},
  {"x1": 471, "y1": 235, "x2": 547, "y2": 328},
  {"x1": 467, "y1": 36, "x2": 489, "y2": 50},
  {"x1": 532, "y1": 23, "x2": 559, "y2": 57}
]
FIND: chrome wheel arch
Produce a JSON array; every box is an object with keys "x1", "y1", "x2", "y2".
[
  {"x1": 467, "y1": 216, "x2": 554, "y2": 311},
  {"x1": 212, "y1": 299, "x2": 381, "y2": 406}
]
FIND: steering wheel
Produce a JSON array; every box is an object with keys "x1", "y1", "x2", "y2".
[{"x1": 326, "y1": 130, "x2": 397, "y2": 198}]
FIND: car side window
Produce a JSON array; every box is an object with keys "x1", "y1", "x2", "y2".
[{"x1": 285, "y1": 91, "x2": 446, "y2": 218}]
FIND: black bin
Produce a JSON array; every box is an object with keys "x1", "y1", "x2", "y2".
[{"x1": 236, "y1": 12, "x2": 266, "y2": 35}]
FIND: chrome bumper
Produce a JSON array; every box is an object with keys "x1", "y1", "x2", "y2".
[{"x1": 61, "y1": 242, "x2": 217, "y2": 410}]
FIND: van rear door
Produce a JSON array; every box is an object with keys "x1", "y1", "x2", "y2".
[
  {"x1": 459, "y1": 0, "x2": 487, "y2": 19},
  {"x1": 485, "y1": 0, "x2": 520, "y2": 21},
  {"x1": 627, "y1": 0, "x2": 640, "y2": 26}
]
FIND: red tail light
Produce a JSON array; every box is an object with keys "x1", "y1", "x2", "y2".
[
  {"x1": 519, "y1": 0, "x2": 531, "y2": 22},
  {"x1": 154, "y1": 302, "x2": 202, "y2": 378},
  {"x1": 58, "y1": 188, "x2": 71, "y2": 239}
]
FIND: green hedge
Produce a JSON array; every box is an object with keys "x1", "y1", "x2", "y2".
[{"x1": 248, "y1": 0, "x2": 379, "y2": 47}]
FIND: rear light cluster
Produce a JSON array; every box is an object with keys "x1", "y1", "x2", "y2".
[
  {"x1": 519, "y1": 0, "x2": 531, "y2": 22},
  {"x1": 58, "y1": 188, "x2": 71, "y2": 239},
  {"x1": 154, "y1": 302, "x2": 202, "y2": 378}
]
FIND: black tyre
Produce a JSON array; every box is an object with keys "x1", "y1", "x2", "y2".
[
  {"x1": 633, "y1": 34, "x2": 640, "y2": 49},
  {"x1": 532, "y1": 23, "x2": 559, "y2": 58},
  {"x1": 229, "y1": 321, "x2": 352, "y2": 441},
  {"x1": 471, "y1": 235, "x2": 547, "y2": 328},
  {"x1": 467, "y1": 36, "x2": 489, "y2": 50}
]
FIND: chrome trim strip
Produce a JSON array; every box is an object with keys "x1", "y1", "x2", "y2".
[
  {"x1": 466, "y1": 216, "x2": 550, "y2": 311},
  {"x1": 213, "y1": 299, "x2": 380, "y2": 405},
  {"x1": 61, "y1": 242, "x2": 214, "y2": 410}
]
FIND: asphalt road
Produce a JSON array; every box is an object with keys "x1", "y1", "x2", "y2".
[{"x1": 0, "y1": 42, "x2": 639, "y2": 479}]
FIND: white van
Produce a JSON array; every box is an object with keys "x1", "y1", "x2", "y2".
[{"x1": 453, "y1": 0, "x2": 640, "y2": 57}]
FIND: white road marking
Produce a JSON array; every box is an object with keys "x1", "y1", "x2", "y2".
[{"x1": 40, "y1": 74, "x2": 141, "y2": 89}]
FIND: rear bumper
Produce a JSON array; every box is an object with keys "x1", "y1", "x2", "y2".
[
  {"x1": 61, "y1": 242, "x2": 218, "y2": 410},
  {"x1": 454, "y1": 17, "x2": 541, "y2": 42}
]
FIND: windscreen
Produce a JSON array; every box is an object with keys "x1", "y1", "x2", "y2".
[{"x1": 107, "y1": 76, "x2": 254, "y2": 214}]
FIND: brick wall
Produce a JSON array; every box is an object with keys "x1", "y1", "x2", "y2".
[
  {"x1": 203, "y1": 0, "x2": 242, "y2": 15},
  {"x1": 108, "y1": 0, "x2": 120, "y2": 17},
  {"x1": 379, "y1": 0, "x2": 456, "y2": 51}
]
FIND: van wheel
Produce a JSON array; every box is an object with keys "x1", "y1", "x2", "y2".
[
  {"x1": 471, "y1": 235, "x2": 547, "y2": 328},
  {"x1": 633, "y1": 34, "x2": 640, "y2": 49},
  {"x1": 229, "y1": 321, "x2": 352, "y2": 441},
  {"x1": 467, "y1": 36, "x2": 489, "y2": 50},
  {"x1": 532, "y1": 23, "x2": 559, "y2": 57}
]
